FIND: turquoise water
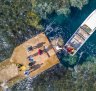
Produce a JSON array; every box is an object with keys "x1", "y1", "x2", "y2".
[{"x1": 44, "y1": 0, "x2": 96, "y2": 66}]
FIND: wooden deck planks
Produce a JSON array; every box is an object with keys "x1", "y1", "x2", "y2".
[{"x1": 11, "y1": 33, "x2": 59, "y2": 77}]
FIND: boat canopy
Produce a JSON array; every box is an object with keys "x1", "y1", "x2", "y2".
[{"x1": 84, "y1": 10, "x2": 96, "y2": 30}]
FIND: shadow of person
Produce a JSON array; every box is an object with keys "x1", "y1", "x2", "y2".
[
  {"x1": 31, "y1": 52, "x2": 38, "y2": 57},
  {"x1": 34, "y1": 42, "x2": 45, "y2": 49},
  {"x1": 32, "y1": 44, "x2": 52, "y2": 57},
  {"x1": 30, "y1": 63, "x2": 43, "y2": 72},
  {"x1": 29, "y1": 61, "x2": 36, "y2": 67},
  {"x1": 43, "y1": 45, "x2": 53, "y2": 57}
]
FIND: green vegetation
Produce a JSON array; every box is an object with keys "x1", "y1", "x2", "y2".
[
  {"x1": 70, "y1": 0, "x2": 89, "y2": 10},
  {"x1": 86, "y1": 56, "x2": 96, "y2": 62},
  {"x1": 61, "y1": 55, "x2": 78, "y2": 66},
  {"x1": 0, "y1": 0, "x2": 42, "y2": 32},
  {"x1": 26, "y1": 12, "x2": 43, "y2": 29},
  {"x1": 0, "y1": 0, "x2": 42, "y2": 61},
  {"x1": 32, "y1": 0, "x2": 89, "y2": 18}
]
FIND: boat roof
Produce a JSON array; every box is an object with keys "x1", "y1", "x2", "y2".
[{"x1": 84, "y1": 10, "x2": 96, "y2": 30}]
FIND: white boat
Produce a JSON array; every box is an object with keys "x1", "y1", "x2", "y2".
[{"x1": 64, "y1": 10, "x2": 96, "y2": 56}]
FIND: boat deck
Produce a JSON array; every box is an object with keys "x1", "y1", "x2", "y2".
[{"x1": 65, "y1": 10, "x2": 96, "y2": 56}]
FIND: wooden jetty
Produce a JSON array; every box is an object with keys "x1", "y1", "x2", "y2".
[
  {"x1": 64, "y1": 10, "x2": 96, "y2": 56},
  {"x1": 0, "y1": 33, "x2": 59, "y2": 89}
]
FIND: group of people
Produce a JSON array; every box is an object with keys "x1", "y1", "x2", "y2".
[{"x1": 24, "y1": 46, "x2": 43, "y2": 76}]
